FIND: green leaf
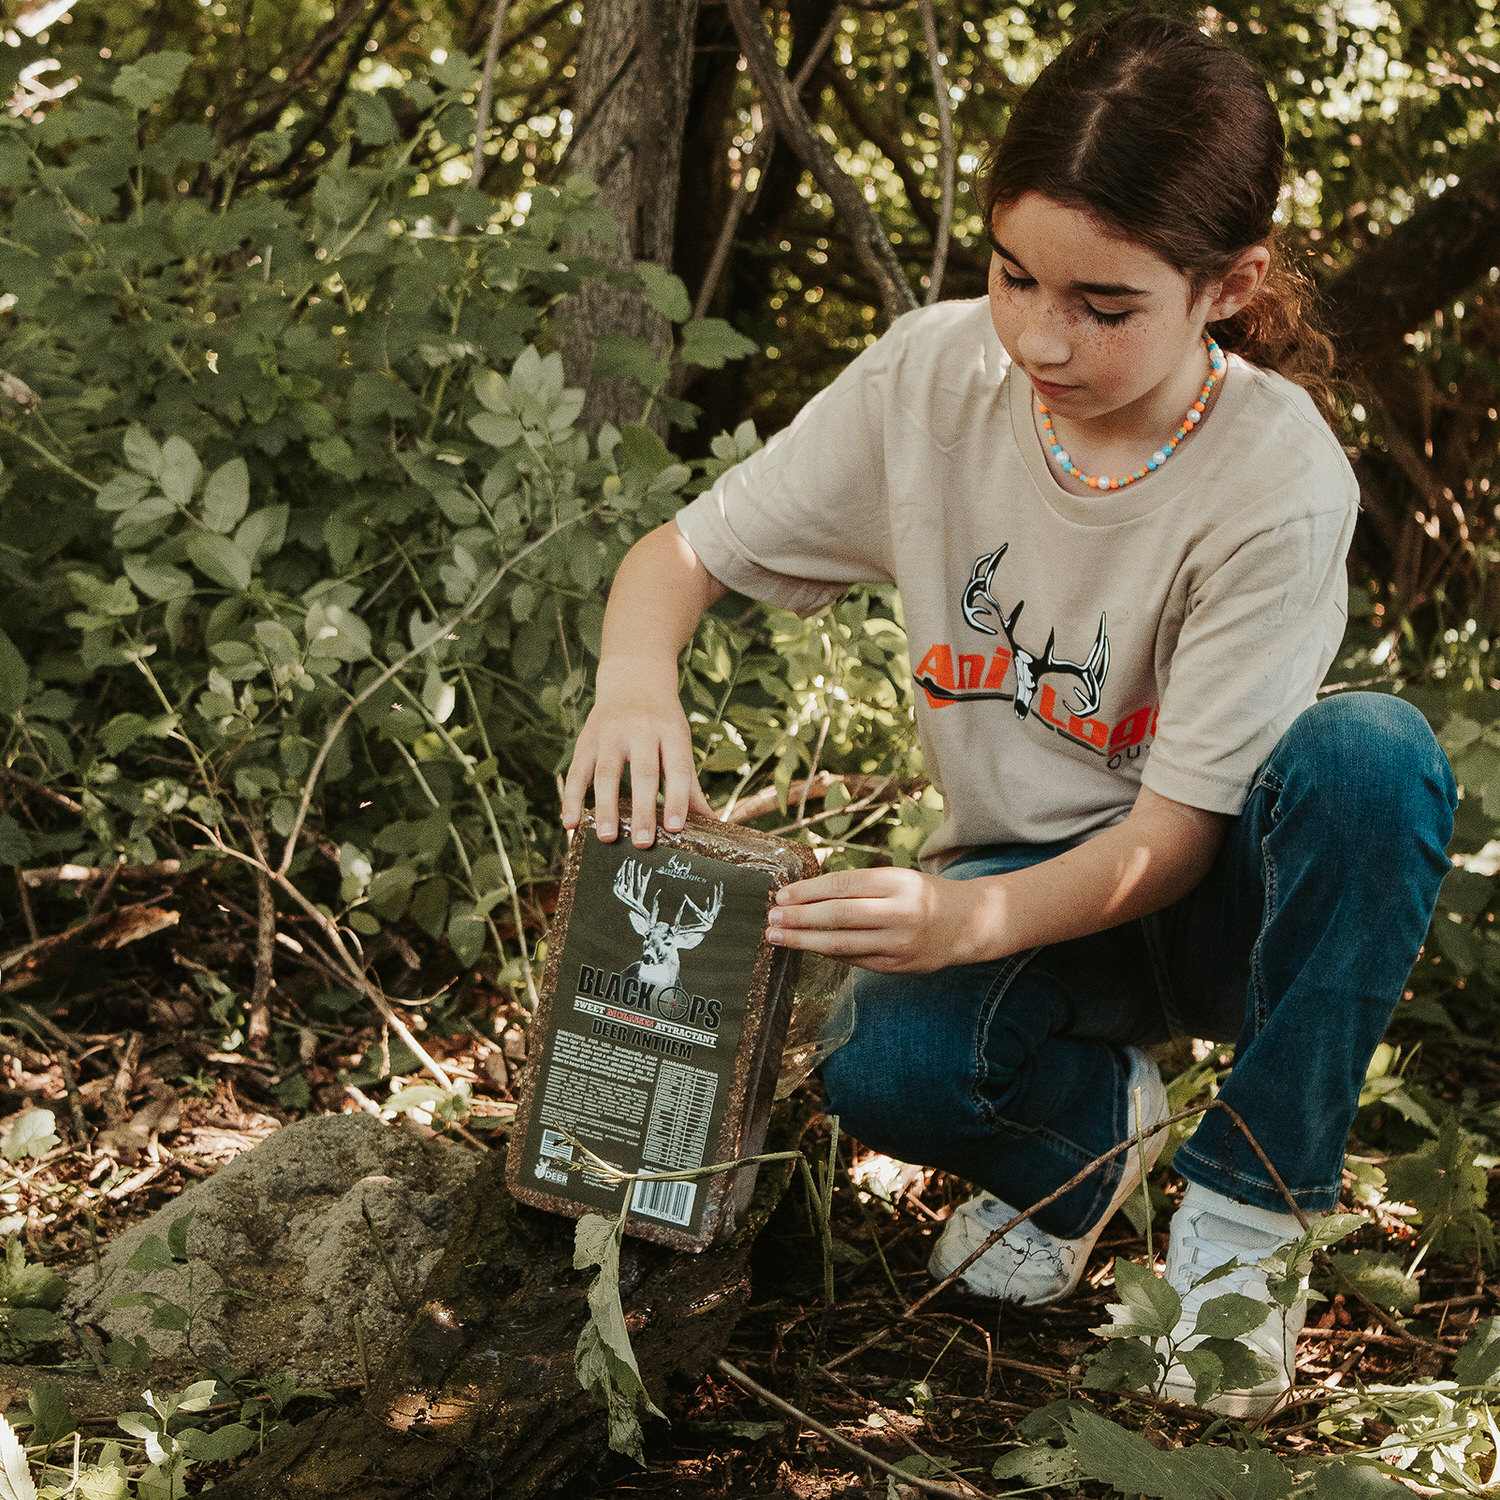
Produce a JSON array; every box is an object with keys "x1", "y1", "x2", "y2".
[
  {"x1": 1453, "y1": 1315, "x2": 1500, "y2": 1388},
  {"x1": 592, "y1": 333, "x2": 669, "y2": 389},
  {"x1": 1, "y1": 1110, "x2": 58, "y2": 1163},
  {"x1": 186, "y1": 532, "x2": 252, "y2": 593},
  {"x1": 305, "y1": 601, "x2": 371, "y2": 662},
  {"x1": 1384, "y1": 1116, "x2": 1494, "y2": 1259},
  {"x1": 95, "y1": 473, "x2": 154, "y2": 512},
  {"x1": 469, "y1": 411, "x2": 523, "y2": 448},
  {"x1": 26, "y1": 1382, "x2": 73, "y2": 1446},
  {"x1": 679, "y1": 317, "x2": 758, "y2": 369},
  {"x1": 992, "y1": 1445, "x2": 1083, "y2": 1485},
  {"x1": 1063, "y1": 1406, "x2": 1297, "y2": 1499},
  {"x1": 573, "y1": 1214, "x2": 665, "y2": 1464},
  {"x1": 201, "y1": 457, "x2": 250, "y2": 533},
  {"x1": 636, "y1": 262, "x2": 691, "y2": 323},
  {"x1": 166, "y1": 1210, "x2": 195, "y2": 1262},
  {"x1": 1192, "y1": 1292, "x2": 1269, "y2": 1341},
  {"x1": 1322, "y1": 1251, "x2": 1419, "y2": 1315},
  {"x1": 447, "y1": 901, "x2": 485, "y2": 965},
  {"x1": 348, "y1": 92, "x2": 397, "y2": 146},
  {"x1": 122, "y1": 555, "x2": 194, "y2": 602},
  {"x1": 1081, "y1": 1336, "x2": 1162, "y2": 1392},
  {"x1": 122, "y1": 424, "x2": 162, "y2": 479},
  {"x1": 99, "y1": 713, "x2": 151, "y2": 755},
  {"x1": 111, "y1": 50, "x2": 193, "y2": 111},
  {"x1": 122, "y1": 1235, "x2": 174, "y2": 1274},
  {"x1": 1302, "y1": 1459, "x2": 1409, "y2": 1496},
  {"x1": 0, "y1": 627, "x2": 29, "y2": 719},
  {"x1": 236, "y1": 505, "x2": 289, "y2": 564},
  {"x1": 1176, "y1": 1346, "x2": 1224, "y2": 1406},
  {"x1": 1100, "y1": 1256, "x2": 1182, "y2": 1338},
  {"x1": 158, "y1": 435, "x2": 201, "y2": 508}
]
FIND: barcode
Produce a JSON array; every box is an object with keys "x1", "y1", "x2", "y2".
[
  {"x1": 631, "y1": 1176, "x2": 697, "y2": 1228},
  {"x1": 540, "y1": 1128, "x2": 574, "y2": 1160}
]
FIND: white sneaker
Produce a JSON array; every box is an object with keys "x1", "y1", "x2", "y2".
[
  {"x1": 928, "y1": 1047, "x2": 1169, "y2": 1305},
  {"x1": 1157, "y1": 1181, "x2": 1312, "y2": 1417}
]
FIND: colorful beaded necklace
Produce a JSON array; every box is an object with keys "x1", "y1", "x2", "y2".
[{"x1": 1036, "y1": 331, "x2": 1227, "y2": 492}]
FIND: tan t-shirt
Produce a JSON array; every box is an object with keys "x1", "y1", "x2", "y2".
[{"x1": 674, "y1": 298, "x2": 1358, "y2": 869}]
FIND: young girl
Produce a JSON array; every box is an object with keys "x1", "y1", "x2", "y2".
[{"x1": 560, "y1": 10, "x2": 1455, "y2": 1417}]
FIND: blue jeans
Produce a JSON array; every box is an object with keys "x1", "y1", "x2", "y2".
[{"x1": 822, "y1": 693, "x2": 1457, "y2": 1239}]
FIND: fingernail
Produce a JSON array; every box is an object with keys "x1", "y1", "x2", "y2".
[
  {"x1": 634, "y1": 832, "x2": 652, "y2": 847},
  {"x1": 665, "y1": 816, "x2": 682, "y2": 832},
  {"x1": 599, "y1": 823, "x2": 615, "y2": 838},
  {"x1": 767, "y1": 908, "x2": 782, "y2": 927}
]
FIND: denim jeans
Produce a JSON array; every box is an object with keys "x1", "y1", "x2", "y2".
[{"x1": 822, "y1": 692, "x2": 1457, "y2": 1239}]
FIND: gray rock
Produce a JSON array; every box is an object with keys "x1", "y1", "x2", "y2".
[{"x1": 67, "y1": 1113, "x2": 480, "y2": 1387}]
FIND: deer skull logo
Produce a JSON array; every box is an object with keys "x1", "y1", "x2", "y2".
[
  {"x1": 612, "y1": 859, "x2": 724, "y2": 994},
  {"x1": 956, "y1": 545, "x2": 1110, "y2": 719}
]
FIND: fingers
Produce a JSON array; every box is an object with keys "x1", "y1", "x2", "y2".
[
  {"x1": 768, "y1": 898, "x2": 887, "y2": 934},
  {"x1": 660, "y1": 736, "x2": 699, "y2": 836},
  {"x1": 591, "y1": 745, "x2": 625, "y2": 842},
  {"x1": 560, "y1": 727, "x2": 596, "y2": 831},
  {"x1": 627, "y1": 738, "x2": 661, "y2": 848}
]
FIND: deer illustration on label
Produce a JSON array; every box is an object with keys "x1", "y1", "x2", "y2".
[{"x1": 612, "y1": 859, "x2": 725, "y2": 1017}]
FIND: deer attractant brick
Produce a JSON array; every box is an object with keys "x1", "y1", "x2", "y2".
[{"x1": 507, "y1": 808, "x2": 817, "y2": 1250}]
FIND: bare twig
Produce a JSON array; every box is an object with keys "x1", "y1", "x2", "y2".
[
  {"x1": 694, "y1": 5, "x2": 846, "y2": 320},
  {"x1": 470, "y1": 0, "x2": 514, "y2": 193},
  {"x1": 915, "y1": 0, "x2": 953, "y2": 303},
  {"x1": 716, "y1": 1356, "x2": 988, "y2": 1497},
  {"x1": 20, "y1": 860, "x2": 182, "y2": 887},
  {"x1": 721, "y1": 771, "x2": 910, "y2": 825},
  {"x1": 227, "y1": 0, "x2": 383, "y2": 142},
  {"x1": 0, "y1": 766, "x2": 82, "y2": 815},
  {"x1": 14, "y1": 869, "x2": 38, "y2": 943},
  {"x1": 723, "y1": 0, "x2": 917, "y2": 322},
  {"x1": 247, "y1": 860, "x2": 275, "y2": 1055}
]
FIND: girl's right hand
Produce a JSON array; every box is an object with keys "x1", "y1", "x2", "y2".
[{"x1": 560, "y1": 664, "x2": 714, "y2": 848}]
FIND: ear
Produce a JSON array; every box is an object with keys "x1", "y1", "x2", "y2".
[
  {"x1": 673, "y1": 930, "x2": 708, "y2": 951},
  {"x1": 627, "y1": 911, "x2": 651, "y2": 936},
  {"x1": 1202, "y1": 244, "x2": 1271, "y2": 324}
]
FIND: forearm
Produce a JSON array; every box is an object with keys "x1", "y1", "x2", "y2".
[
  {"x1": 957, "y1": 789, "x2": 1229, "y2": 962},
  {"x1": 597, "y1": 520, "x2": 727, "y2": 693}
]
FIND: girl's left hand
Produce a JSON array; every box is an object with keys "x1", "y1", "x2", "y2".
[{"x1": 766, "y1": 866, "x2": 988, "y2": 973}]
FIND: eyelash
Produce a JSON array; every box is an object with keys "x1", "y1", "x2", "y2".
[{"x1": 995, "y1": 265, "x2": 1133, "y2": 328}]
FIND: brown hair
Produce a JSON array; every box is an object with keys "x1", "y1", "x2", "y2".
[{"x1": 981, "y1": 9, "x2": 1343, "y2": 425}]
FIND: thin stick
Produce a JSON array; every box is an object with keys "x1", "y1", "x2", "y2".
[
  {"x1": 247, "y1": 860, "x2": 275, "y2": 1055},
  {"x1": 694, "y1": 5, "x2": 845, "y2": 320},
  {"x1": 723, "y1": 0, "x2": 916, "y2": 321},
  {"x1": 915, "y1": 0, "x2": 953, "y2": 304},
  {"x1": 716, "y1": 1356, "x2": 992, "y2": 1498},
  {"x1": 469, "y1": 0, "x2": 513, "y2": 193},
  {"x1": 14, "y1": 870, "x2": 38, "y2": 944},
  {"x1": 815, "y1": 1361, "x2": 987, "y2": 1497}
]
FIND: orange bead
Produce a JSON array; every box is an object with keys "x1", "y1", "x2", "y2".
[{"x1": 1193, "y1": 401, "x2": 1206, "y2": 412}]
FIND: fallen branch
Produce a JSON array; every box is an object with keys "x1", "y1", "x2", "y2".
[
  {"x1": 721, "y1": 771, "x2": 915, "y2": 825},
  {"x1": 21, "y1": 860, "x2": 187, "y2": 887},
  {"x1": 717, "y1": 1356, "x2": 985, "y2": 1497},
  {"x1": 723, "y1": 0, "x2": 917, "y2": 322},
  {"x1": 0, "y1": 903, "x2": 180, "y2": 994}
]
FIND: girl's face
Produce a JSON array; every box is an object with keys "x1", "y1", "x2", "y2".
[{"x1": 986, "y1": 193, "x2": 1252, "y2": 428}]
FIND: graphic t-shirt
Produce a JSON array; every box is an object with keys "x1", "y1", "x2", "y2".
[{"x1": 673, "y1": 298, "x2": 1358, "y2": 869}]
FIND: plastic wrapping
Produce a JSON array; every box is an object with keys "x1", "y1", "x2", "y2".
[{"x1": 776, "y1": 951, "x2": 857, "y2": 1099}]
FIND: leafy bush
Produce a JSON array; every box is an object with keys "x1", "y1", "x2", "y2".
[{"x1": 0, "y1": 45, "x2": 920, "y2": 996}]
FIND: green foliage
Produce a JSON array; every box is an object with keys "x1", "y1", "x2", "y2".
[
  {"x1": 572, "y1": 1212, "x2": 664, "y2": 1465},
  {"x1": 1, "y1": 1111, "x2": 59, "y2": 1164},
  {"x1": 1383, "y1": 1116, "x2": 1495, "y2": 1263}
]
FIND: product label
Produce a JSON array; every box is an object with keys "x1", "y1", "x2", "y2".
[{"x1": 518, "y1": 833, "x2": 775, "y2": 1237}]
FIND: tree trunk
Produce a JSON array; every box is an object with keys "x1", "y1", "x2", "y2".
[
  {"x1": 557, "y1": 0, "x2": 699, "y2": 434},
  {"x1": 1323, "y1": 148, "x2": 1500, "y2": 371},
  {"x1": 206, "y1": 1102, "x2": 813, "y2": 1499}
]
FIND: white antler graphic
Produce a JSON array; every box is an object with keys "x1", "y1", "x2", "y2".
[
  {"x1": 612, "y1": 860, "x2": 725, "y2": 991},
  {"x1": 962, "y1": 548, "x2": 1110, "y2": 719}
]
